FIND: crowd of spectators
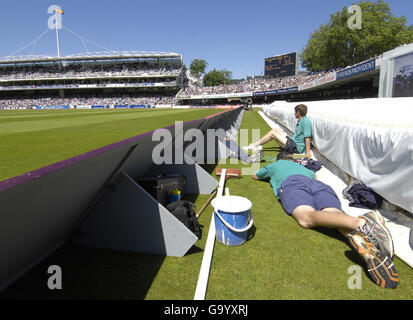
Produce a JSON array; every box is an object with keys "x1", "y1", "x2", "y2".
[
  {"x1": 177, "y1": 54, "x2": 383, "y2": 97},
  {"x1": 0, "y1": 54, "x2": 385, "y2": 108},
  {"x1": 0, "y1": 93, "x2": 176, "y2": 109},
  {"x1": 178, "y1": 69, "x2": 341, "y2": 97},
  {"x1": 0, "y1": 62, "x2": 181, "y2": 81},
  {"x1": 0, "y1": 80, "x2": 178, "y2": 91},
  {"x1": 0, "y1": 62, "x2": 180, "y2": 109}
]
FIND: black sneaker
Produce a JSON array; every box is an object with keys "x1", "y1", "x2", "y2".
[{"x1": 348, "y1": 231, "x2": 399, "y2": 289}]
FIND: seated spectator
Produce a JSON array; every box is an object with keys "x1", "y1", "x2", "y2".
[{"x1": 244, "y1": 104, "x2": 313, "y2": 158}]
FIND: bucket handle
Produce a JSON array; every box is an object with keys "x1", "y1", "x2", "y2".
[{"x1": 215, "y1": 210, "x2": 253, "y2": 233}]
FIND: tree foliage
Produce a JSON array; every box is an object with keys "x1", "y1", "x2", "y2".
[
  {"x1": 189, "y1": 59, "x2": 208, "y2": 75},
  {"x1": 301, "y1": 0, "x2": 413, "y2": 71},
  {"x1": 203, "y1": 69, "x2": 233, "y2": 86}
]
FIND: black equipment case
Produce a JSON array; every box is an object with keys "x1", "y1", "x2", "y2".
[{"x1": 136, "y1": 174, "x2": 186, "y2": 207}]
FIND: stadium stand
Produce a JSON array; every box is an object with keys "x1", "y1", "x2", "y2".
[
  {"x1": 177, "y1": 69, "x2": 341, "y2": 96},
  {"x1": 0, "y1": 64, "x2": 180, "y2": 81},
  {"x1": 176, "y1": 54, "x2": 384, "y2": 106},
  {"x1": 0, "y1": 51, "x2": 182, "y2": 109},
  {"x1": 0, "y1": 93, "x2": 176, "y2": 109},
  {"x1": 0, "y1": 51, "x2": 388, "y2": 109}
]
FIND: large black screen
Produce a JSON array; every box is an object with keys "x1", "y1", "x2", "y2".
[{"x1": 265, "y1": 52, "x2": 297, "y2": 78}]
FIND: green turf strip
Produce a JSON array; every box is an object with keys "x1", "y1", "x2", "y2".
[
  {"x1": 1, "y1": 109, "x2": 412, "y2": 300},
  {"x1": 0, "y1": 109, "x2": 218, "y2": 182}
]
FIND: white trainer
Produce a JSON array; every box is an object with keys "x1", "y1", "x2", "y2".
[{"x1": 242, "y1": 143, "x2": 262, "y2": 152}]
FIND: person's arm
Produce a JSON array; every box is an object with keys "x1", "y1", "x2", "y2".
[
  {"x1": 252, "y1": 166, "x2": 270, "y2": 181},
  {"x1": 252, "y1": 173, "x2": 260, "y2": 180},
  {"x1": 305, "y1": 137, "x2": 312, "y2": 158}
]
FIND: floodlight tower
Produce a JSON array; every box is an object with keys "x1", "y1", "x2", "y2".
[
  {"x1": 55, "y1": 10, "x2": 61, "y2": 59},
  {"x1": 54, "y1": 8, "x2": 64, "y2": 69}
]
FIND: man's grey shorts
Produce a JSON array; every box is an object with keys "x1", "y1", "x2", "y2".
[{"x1": 277, "y1": 175, "x2": 342, "y2": 215}]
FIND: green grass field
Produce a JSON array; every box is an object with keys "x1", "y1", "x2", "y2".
[
  {"x1": 0, "y1": 108, "x2": 219, "y2": 182},
  {"x1": 1, "y1": 108, "x2": 412, "y2": 300}
]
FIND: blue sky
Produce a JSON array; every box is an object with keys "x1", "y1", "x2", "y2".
[{"x1": 0, "y1": 0, "x2": 412, "y2": 78}]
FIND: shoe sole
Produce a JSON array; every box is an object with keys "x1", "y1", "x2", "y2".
[
  {"x1": 364, "y1": 210, "x2": 395, "y2": 258},
  {"x1": 348, "y1": 231, "x2": 399, "y2": 289}
]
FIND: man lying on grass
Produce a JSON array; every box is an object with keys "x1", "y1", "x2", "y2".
[{"x1": 252, "y1": 151, "x2": 399, "y2": 289}]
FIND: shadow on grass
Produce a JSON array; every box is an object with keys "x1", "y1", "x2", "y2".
[
  {"x1": 312, "y1": 226, "x2": 345, "y2": 243},
  {"x1": 311, "y1": 227, "x2": 372, "y2": 279},
  {"x1": 0, "y1": 242, "x2": 165, "y2": 300},
  {"x1": 344, "y1": 250, "x2": 375, "y2": 283},
  {"x1": 344, "y1": 249, "x2": 366, "y2": 266},
  {"x1": 262, "y1": 147, "x2": 282, "y2": 152},
  {"x1": 1, "y1": 181, "x2": 218, "y2": 300},
  {"x1": 248, "y1": 225, "x2": 257, "y2": 241},
  {"x1": 185, "y1": 245, "x2": 204, "y2": 256},
  {"x1": 1, "y1": 161, "x2": 220, "y2": 300}
]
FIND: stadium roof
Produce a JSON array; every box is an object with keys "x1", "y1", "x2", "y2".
[{"x1": 0, "y1": 51, "x2": 182, "y2": 65}]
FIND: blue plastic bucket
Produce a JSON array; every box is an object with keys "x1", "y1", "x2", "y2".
[{"x1": 211, "y1": 196, "x2": 253, "y2": 246}]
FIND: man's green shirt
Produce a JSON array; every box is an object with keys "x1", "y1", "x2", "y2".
[
  {"x1": 256, "y1": 160, "x2": 315, "y2": 198},
  {"x1": 292, "y1": 116, "x2": 312, "y2": 154}
]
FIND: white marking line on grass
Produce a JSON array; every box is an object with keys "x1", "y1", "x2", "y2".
[{"x1": 194, "y1": 169, "x2": 226, "y2": 300}]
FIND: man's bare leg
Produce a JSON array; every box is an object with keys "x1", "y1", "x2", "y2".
[
  {"x1": 291, "y1": 205, "x2": 365, "y2": 233},
  {"x1": 291, "y1": 205, "x2": 399, "y2": 288},
  {"x1": 252, "y1": 127, "x2": 288, "y2": 148}
]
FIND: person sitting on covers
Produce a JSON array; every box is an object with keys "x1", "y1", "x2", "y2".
[
  {"x1": 244, "y1": 104, "x2": 313, "y2": 158},
  {"x1": 252, "y1": 151, "x2": 398, "y2": 289}
]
